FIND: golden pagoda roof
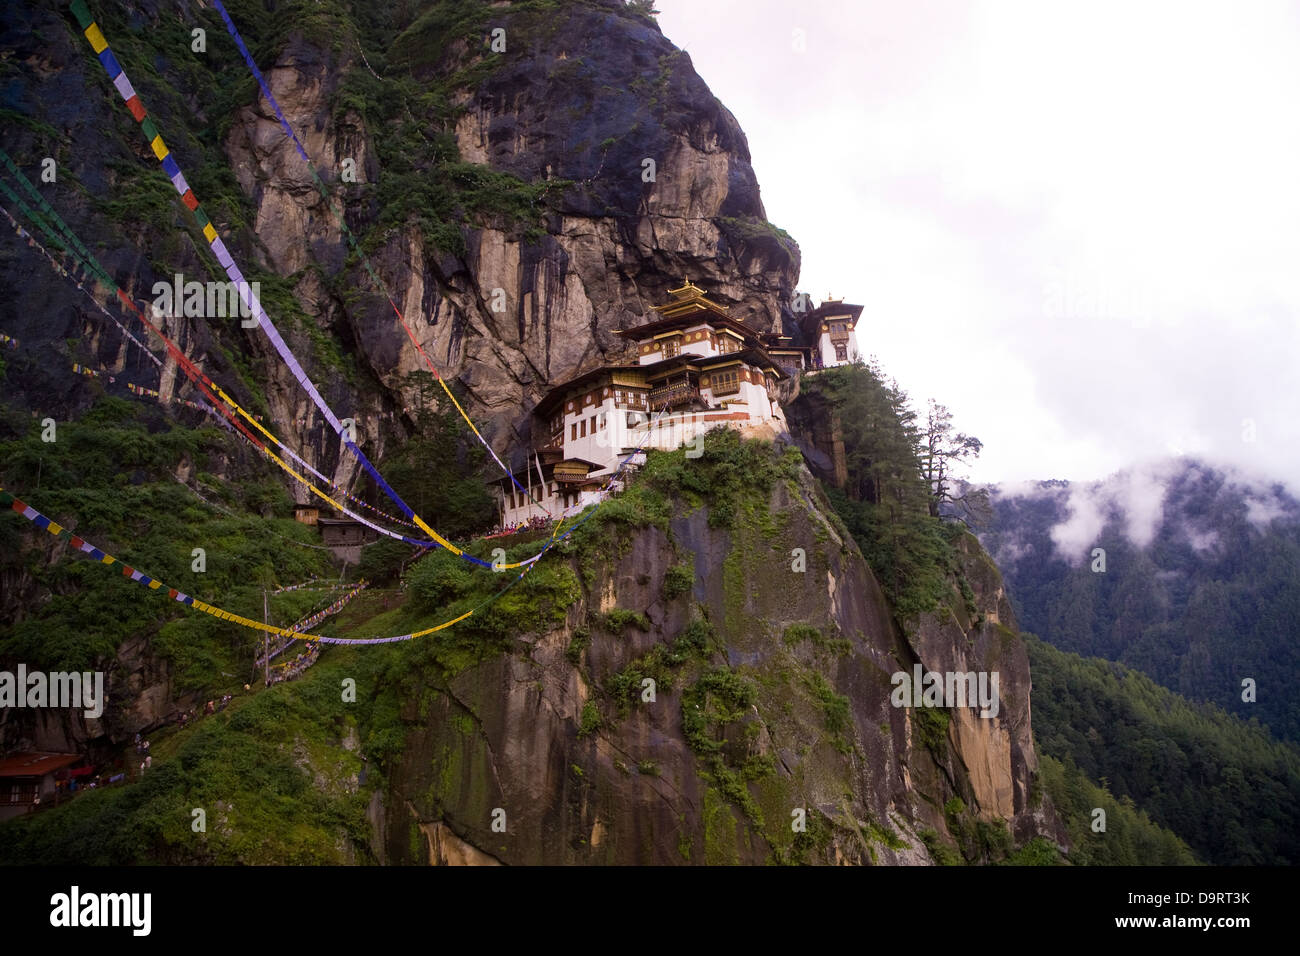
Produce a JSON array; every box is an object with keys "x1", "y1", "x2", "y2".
[
  {"x1": 655, "y1": 278, "x2": 731, "y2": 320},
  {"x1": 667, "y1": 278, "x2": 704, "y2": 296}
]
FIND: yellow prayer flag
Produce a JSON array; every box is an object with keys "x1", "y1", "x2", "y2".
[{"x1": 85, "y1": 24, "x2": 108, "y2": 54}]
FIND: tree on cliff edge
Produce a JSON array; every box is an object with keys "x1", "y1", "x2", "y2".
[{"x1": 921, "y1": 399, "x2": 986, "y2": 523}]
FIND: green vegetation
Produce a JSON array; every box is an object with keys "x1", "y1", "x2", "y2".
[
  {"x1": 0, "y1": 394, "x2": 1207, "y2": 870},
  {"x1": 662, "y1": 561, "x2": 694, "y2": 599},
  {"x1": 605, "y1": 617, "x2": 715, "y2": 717},
  {"x1": 1027, "y1": 634, "x2": 1300, "y2": 865},
  {"x1": 1038, "y1": 754, "x2": 1198, "y2": 865},
  {"x1": 564, "y1": 626, "x2": 591, "y2": 666},
  {"x1": 0, "y1": 399, "x2": 330, "y2": 685},
  {"x1": 682, "y1": 668, "x2": 757, "y2": 754},
  {"x1": 624, "y1": 0, "x2": 660, "y2": 21},
  {"x1": 602, "y1": 608, "x2": 650, "y2": 633},
  {"x1": 364, "y1": 372, "x2": 497, "y2": 582},
  {"x1": 552, "y1": 428, "x2": 798, "y2": 569},
  {"x1": 716, "y1": 215, "x2": 798, "y2": 258},
  {"x1": 988, "y1": 470, "x2": 1300, "y2": 742},
  {"x1": 324, "y1": 1, "x2": 575, "y2": 258},
  {"x1": 781, "y1": 622, "x2": 851, "y2": 655},
  {"x1": 804, "y1": 672, "x2": 851, "y2": 754},
  {"x1": 801, "y1": 363, "x2": 977, "y2": 624},
  {"x1": 917, "y1": 828, "x2": 963, "y2": 866},
  {"x1": 405, "y1": 545, "x2": 581, "y2": 646},
  {"x1": 912, "y1": 706, "x2": 951, "y2": 759},
  {"x1": 942, "y1": 796, "x2": 1016, "y2": 863},
  {"x1": 0, "y1": 644, "x2": 379, "y2": 864},
  {"x1": 681, "y1": 667, "x2": 771, "y2": 836},
  {"x1": 577, "y1": 701, "x2": 602, "y2": 738},
  {"x1": 782, "y1": 623, "x2": 821, "y2": 646}
]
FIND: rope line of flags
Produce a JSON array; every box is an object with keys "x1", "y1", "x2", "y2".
[
  {"x1": 70, "y1": 0, "x2": 530, "y2": 568},
  {"x1": 210, "y1": 0, "x2": 553, "y2": 520}
]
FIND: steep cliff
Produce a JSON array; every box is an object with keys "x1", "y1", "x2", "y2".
[
  {"x1": 364, "y1": 433, "x2": 1063, "y2": 865},
  {"x1": 0, "y1": 1, "x2": 1065, "y2": 865},
  {"x1": 0, "y1": 432, "x2": 1066, "y2": 865},
  {"x1": 1, "y1": 0, "x2": 798, "y2": 486}
]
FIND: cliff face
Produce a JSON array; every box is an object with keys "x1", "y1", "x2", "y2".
[
  {"x1": 229, "y1": 0, "x2": 799, "y2": 458},
  {"x1": 373, "y1": 450, "x2": 1063, "y2": 865},
  {"x1": 1, "y1": 0, "x2": 797, "y2": 489},
  {"x1": 0, "y1": 2, "x2": 1064, "y2": 864}
]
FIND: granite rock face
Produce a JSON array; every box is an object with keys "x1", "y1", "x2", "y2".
[
  {"x1": 374, "y1": 464, "x2": 1065, "y2": 864},
  {"x1": 220, "y1": 0, "x2": 802, "y2": 462},
  {"x1": 0, "y1": 3, "x2": 1065, "y2": 865},
  {"x1": 1, "y1": 0, "x2": 798, "y2": 483}
]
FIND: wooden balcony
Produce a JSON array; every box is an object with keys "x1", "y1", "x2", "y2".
[
  {"x1": 649, "y1": 383, "x2": 701, "y2": 409},
  {"x1": 554, "y1": 464, "x2": 592, "y2": 485}
]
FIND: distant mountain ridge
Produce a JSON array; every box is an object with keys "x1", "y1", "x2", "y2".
[{"x1": 972, "y1": 458, "x2": 1300, "y2": 742}]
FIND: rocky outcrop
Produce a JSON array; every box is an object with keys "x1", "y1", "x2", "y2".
[
  {"x1": 218, "y1": 0, "x2": 802, "y2": 463},
  {"x1": 784, "y1": 387, "x2": 849, "y2": 489},
  {"x1": 0, "y1": 4, "x2": 1066, "y2": 866},
  {"x1": 1, "y1": 1, "x2": 799, "y2": 492},
  {"x1": 376, "y1": 459, "x2": 1064, "y2": 864}
]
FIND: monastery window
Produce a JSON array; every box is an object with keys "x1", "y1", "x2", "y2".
[
  {"x1": 581, "y1": 419, "x2": 587, "y2": 438},
  {"x1": 835, "y1": 343, "x2": 847, "y2": 362},
  {"x1": 711, "y1": 369, "x2": 740, "y2": 394},
  {"x1": 571, "y1": 422, "x2": 578, "y2": 441}
]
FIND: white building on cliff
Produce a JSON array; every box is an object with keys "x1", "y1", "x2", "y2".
[{"x1": 490, "y1": 282, "x2": 863, "y2": 527}]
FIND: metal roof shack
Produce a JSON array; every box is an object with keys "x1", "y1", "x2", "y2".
[{"x1": 0, "y1": 751, "x2": 85, "y2": 820}]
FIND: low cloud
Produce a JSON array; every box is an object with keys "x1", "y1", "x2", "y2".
[{"x1": 997, "y1": 457, "x2": 1296, "y2": 564}]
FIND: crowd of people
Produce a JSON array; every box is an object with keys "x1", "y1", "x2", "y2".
[
  {"x1": 268, "y1": 640, "x2": 321, "y2": 686},
  {"x1": 165, "y1": 693, "x2": 232, "y2": 730},
  {"x1": 484, "y1": 514, "x2": 553, "y2": 538},
  {"x1": 47, "y1": 770, "x2": 125, "y2": 803},
  {"x1": 34, "y1": 651, "x2": 322, "y2": 811}
]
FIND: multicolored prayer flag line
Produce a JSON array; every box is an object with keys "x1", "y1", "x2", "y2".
[{"x1": 67, "y1": 0, "x2": 516, "y2": 568}]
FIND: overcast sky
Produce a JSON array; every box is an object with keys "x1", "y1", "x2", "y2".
[{"x1": 655, "y1": 0, "x2": 1300, "y2": 488}]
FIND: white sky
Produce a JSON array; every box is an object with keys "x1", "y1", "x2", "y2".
[{"x1": 654, "y1": 0, "x2": 1300, "y2": 486}]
